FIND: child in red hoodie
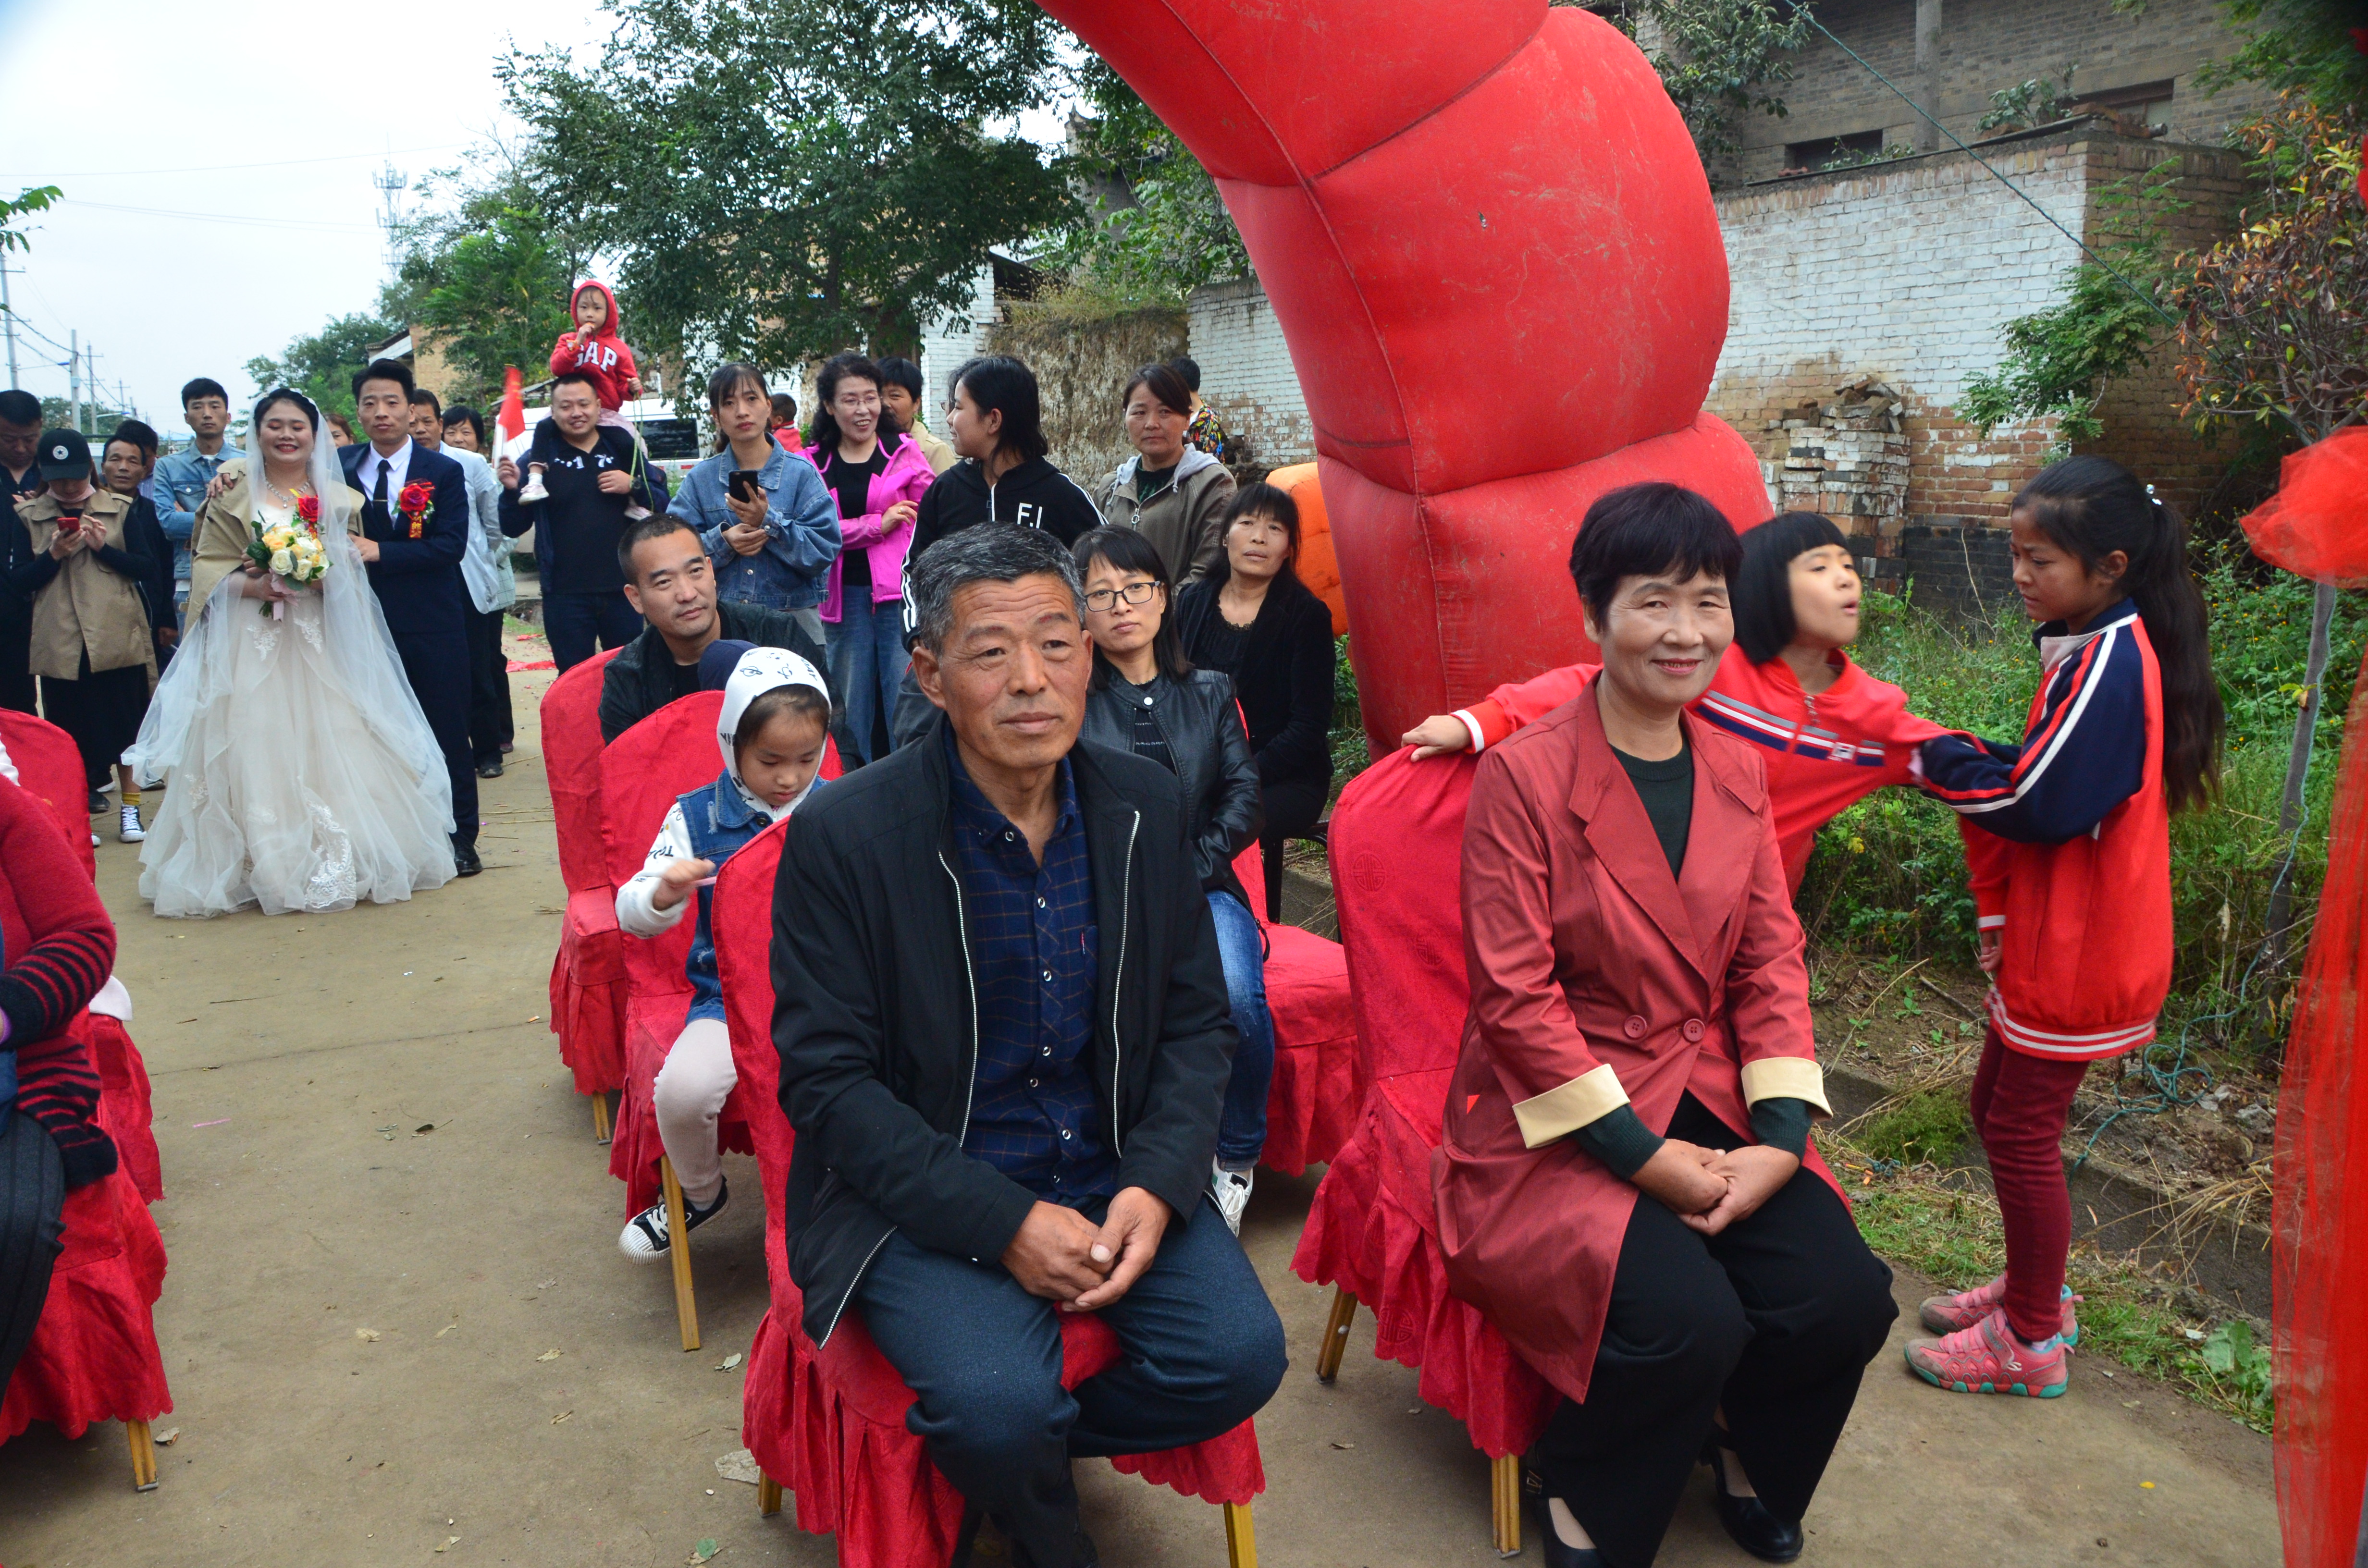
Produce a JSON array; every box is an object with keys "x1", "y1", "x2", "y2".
[
  {"x1": 1903, "y1": 457, "x2": 2222, "y2": 1399},
  {"x1": 1402, "y1": 511, "x2": 1950, "y2": 892},
  {"x1": 522, "y1": 281, "x2": 645, "y2": 506}
]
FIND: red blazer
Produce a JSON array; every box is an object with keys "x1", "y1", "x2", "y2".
[{"x1": 1434, "y1": 679, "x2": 1838, "y2": 1403}]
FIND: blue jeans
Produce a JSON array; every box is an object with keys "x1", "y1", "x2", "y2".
[
  {"x1": 1209, "y1": 890, "x2": 1274, "y2": 1168},
  {"x1": 853, "y1": 1194, "x2": 1285, "y2": 1566},
  {"x1": 544, "y1": 588, "x2": 642, "y2": 672},
  {"x1": 825, "y1": 591, "x2": 910, "y2": 765}
]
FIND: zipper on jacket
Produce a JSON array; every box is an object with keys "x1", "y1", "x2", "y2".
[
  {"x1": 817, "y1": 851, "x2": 980, "y2": 1348},
  {"x1": 1109, "y1": 808, "x2": 1139, "y2": 1155}
]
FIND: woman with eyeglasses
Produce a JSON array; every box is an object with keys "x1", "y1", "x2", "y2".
[{"x1": 1073, "y1": 526, "x2": 1273, "y2": 1235}]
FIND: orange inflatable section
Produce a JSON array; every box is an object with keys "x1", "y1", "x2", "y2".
[
  {"x1": 1038, "y1": 0, "x2": 1770, "y2": 748},
  {"x1": 1264, "y1": 464, "x2": 1346, "y2": 638}
]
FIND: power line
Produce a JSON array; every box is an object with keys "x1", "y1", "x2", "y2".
[
  {"x1": 0, "y1": 142, "x2": 469, "y2": 181},
  {"x1": 61, "y1": 199, "x2": 378, "y2": 235}
]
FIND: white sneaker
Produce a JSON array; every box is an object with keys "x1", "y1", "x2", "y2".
[
  {"x1": 1211, "y1": 1162, "x2": 1254, "y2": 1237},
  {"x1": 617, "y1": 1177, "x2": 728, "y2": 1261},
  {"x1": 118, "y1": 804, "x2": 145, "y2": 843},
  {"x1": 622, "y1": 503, "x2": 653, "y2": 522},
  {"x1": 518, "y1": 471, "x2": 549, "y2": 504}
]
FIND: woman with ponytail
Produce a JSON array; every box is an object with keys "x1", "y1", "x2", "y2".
[{"x1": 1907, "y1": 455, "x2": 2222, "y2": 1399}]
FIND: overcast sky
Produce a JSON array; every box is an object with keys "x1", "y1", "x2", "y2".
[{"x1": 0, "y1": 0, "x2": 611, "y2": 438}]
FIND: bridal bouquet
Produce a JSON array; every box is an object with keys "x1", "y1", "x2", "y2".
[{"x1": 247, "y1": 495, "x2": 331, "y2": 618}]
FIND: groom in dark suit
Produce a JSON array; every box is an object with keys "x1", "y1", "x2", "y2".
[{"x1": 345, "y1": 358, "x2": 481, "y2": 876}]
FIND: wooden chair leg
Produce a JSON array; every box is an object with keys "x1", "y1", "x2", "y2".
[
  {"x1": 757, "y1": 1473, "x2": 782, "y2": 1517},
  {"x1": 590, "y1": 1091, "x2": 612, "y2": 1144},
  {"x1": 1314, "y1": 1286, "x2": 1358, "y2": 1383},
  {"x1": 660, "y1": 1156, "x2": 701, "y2": 1351},
  {"x1": 127, "y1": 1418, "x2": 158, "y2": 1492},
  {"x1": 1491, "y1": 1453, "x2": 1521, "y2": 1557},
  {"x1": 1223, "y1": 1501, "x2": 1258, "y2": 1568}
]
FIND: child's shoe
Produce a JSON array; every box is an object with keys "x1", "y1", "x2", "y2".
[
  {"x1": 1904, "y1": 1309, "x2": 2069, "y2": 1397},
  {"x1": 623, "y1": 503, "x2": 653, "y2": 522},
  {"x1": 618, "y1": 1176, "x2": 728, "y2": 1261},
  {"x1": 118, "y1": 803, "x2": 145, "y2": 843},
  {"x1": 1210, "y1": 1159, "x2": 1254, "y2": 1236},
  {"x1": 1918, "y1": 1276, "x2": 2080, "y2": 1346},
  {"x1": 518, "y1": 466, "x2": 549, "y2": 504}
]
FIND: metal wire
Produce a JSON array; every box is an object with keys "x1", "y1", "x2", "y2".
[{"x1": 1800, "y1": 14, "x2": 2182, "y2": 330}]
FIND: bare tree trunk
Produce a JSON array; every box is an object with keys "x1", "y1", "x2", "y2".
[{"x1": 2265, "y1": 579, "x2": 2340, "y2": 978}]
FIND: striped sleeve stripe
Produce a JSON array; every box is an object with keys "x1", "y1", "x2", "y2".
[
  {"x1": 0, "y1": 926, "x2": 114, "y2": 1040},
  {"x1": 1926, "y1": 628, "x2": 2115, "y2": 812},
  {"x1": 1697, "y1": 691, "x2": 1888, "y2": 766},
  {"x1": 1986, "y1": 991, "x2": 2157, "y2": 1058}
]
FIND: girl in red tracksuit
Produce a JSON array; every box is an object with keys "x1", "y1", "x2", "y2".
[
  {"x1": 1403, "y1": 511, "x2": 1950, "y2": 892},
  {"x1": 1904, "y1": 456, "x2": 2222, "y2": 1399}
]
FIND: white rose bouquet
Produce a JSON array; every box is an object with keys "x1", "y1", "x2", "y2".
[{"x1": 246, "y1": 494, "x2": 331, "y2": 618}]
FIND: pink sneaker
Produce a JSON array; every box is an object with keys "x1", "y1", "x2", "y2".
[
  {"x1": 1905, "y1": 1310, "x2": 2069, "y2": 1397},
  {"x1": 1918, "y1": 1276, "x2": 2080, "y2": 1346}
]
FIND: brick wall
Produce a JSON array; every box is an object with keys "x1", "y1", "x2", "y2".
[
  {"x1": 917, "y1": 265, "x2": 996, "y2": 414},
  {"x1": 985, "y1": 302, "x2": 1186, "y2": 484},
  {"x1": 1185, "y1": 279, "x2": 1316, "y2": 470},
  {"x1": 1727, "y1": 0, "x2": 2274, "y2": 184}
]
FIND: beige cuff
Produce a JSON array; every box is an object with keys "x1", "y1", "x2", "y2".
[
  {"x1": 1740, "y1": 1057, "x2": 1833, "y2": 1119},
  {"x1": 1512, "y1": 1064, "x2": 1630, "y2": 1149}
]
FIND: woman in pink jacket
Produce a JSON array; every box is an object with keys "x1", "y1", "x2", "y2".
[{"x1": 804, "y1": 353, "x2": 935, "y2": 764}]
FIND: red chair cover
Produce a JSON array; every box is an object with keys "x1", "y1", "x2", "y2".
[
  {"x1": 713, "y1": 818, "x2": 1264, "y2": 1566},
  {"x1": 0, "y1": 711, "x2": 96, "y2": 881},
  {"x1": 0, "y1": 1156, "x2": 172, "y2": 1446},
  {"x1": 83, "y1": 1014, "x2": 161, "y2": 1205},
  {"x1": 541, "y1": 649, "x2": 627, "y2": 1095},
  {"x1": 1288, "y1": 748, "x2": 1556, "y2": 1458},
  {"x1": 1230, "y1": 844, "x2": 1359, "y2": 1176}
]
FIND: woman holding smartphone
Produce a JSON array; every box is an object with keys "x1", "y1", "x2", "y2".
[
  {"x1": 802, "y1": 352, "x2": 934, "y2": 764},
  {"x1": 672, "y1": 363, "x2": 842, "y2": 644}
]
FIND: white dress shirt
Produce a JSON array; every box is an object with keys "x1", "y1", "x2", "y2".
[{"x1": 355, "y1": 438, "x2": 415, "y2": 501}]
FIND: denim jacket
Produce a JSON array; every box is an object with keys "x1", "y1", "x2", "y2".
[
  {"x1": 152, "y1": 442, "x2": 242, "y2": 589},
  {"x1": 673, "y1": 446, "x2": 841, "y2": 611}
]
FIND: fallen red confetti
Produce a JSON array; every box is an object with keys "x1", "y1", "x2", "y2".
[{"x1": 506, "y1": 659, "x2": 556, "y2": 672}]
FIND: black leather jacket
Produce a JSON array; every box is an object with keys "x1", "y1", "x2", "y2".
[{"x1": 1079, "y1": 666, "x2": 1263, "y2": 908}]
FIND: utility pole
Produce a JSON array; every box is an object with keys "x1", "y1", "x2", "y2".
[
  {"x1": 0, "y1": 263, "x2": 17, "y2": 390},
  {"x1": 1914, "y1": 0, "x2": 1944, "y2": 153},
  {"x1": 69, "y1": 328, "x2": 81, "y2": 433}
]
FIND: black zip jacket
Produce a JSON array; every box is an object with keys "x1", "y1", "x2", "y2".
[
  {"x1": 598, "y1": 599, "x2": 830, "y2": 743},
  {"x1": 901, "y1": 456, "x2": 1101, "y2": 642},
  {"x1": 1079, "y1": 667, "x2": 1263, "y2": 907},
  {"x1": 1174, "y1": 569, "x2": 1337, "y2": 793},
  {"x1": 770, "y1": 711, "x2": 1238, "y2": 1345}
]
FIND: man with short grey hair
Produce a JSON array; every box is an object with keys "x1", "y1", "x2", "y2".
[{"x1": 772, "y1": 526, "x2": 1285, "y2": 1568}]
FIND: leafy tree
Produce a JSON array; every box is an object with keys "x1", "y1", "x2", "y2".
[
  {"x1": 1977, "y1": 64, "x2": 2082, "y2": 133},
  {"x1": 501, "y1": 0, "x2": 1075, "y2": 384},
  {"x1": 38, "y1": 395, "x2": 127, "y2": 441},
  {"x1": 2196, "y1": 0, "x2": 2368, "y2": 116},
  {"x1": 244, "y1": 312, "x2": 399, "y2": 422},
  {"x1": 1959, "y1": 159, "x2": 2185, "y2": 444},
  {"x1": 386, "y1": 163, "x2": 581, "y2": 404},
  {"x1": 1048, "y1": 61, "x2": 1249, "y2": 307},
  {"x1": 1582, "y1": 0, "x2": 1813, "y2": 166},
  {"x1": 0, "y1": 185, "x2": 61, "y2": 255}
]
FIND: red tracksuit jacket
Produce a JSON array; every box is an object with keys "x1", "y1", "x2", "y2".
[
  {"x1": 1455, "y1": 645, "x2": 1948, "y2": 892},
  {"x1": 1916, "y1": 600, "x2": 2170, "y2": 1062},
  {"x1": 548, "y1": 281, "x2": 639, "y2": 411}
]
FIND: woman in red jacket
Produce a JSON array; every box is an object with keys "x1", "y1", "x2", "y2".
[
  {"x1": 1403, "y1": 511, "x2": 1949, "y2": 893},
  {"x1": 1906, "y1": 457, "x2": 2222, "y2": 1398},
  {"x1": 1437, "y1": 485, "x2": 1895, "y2": 1568}
]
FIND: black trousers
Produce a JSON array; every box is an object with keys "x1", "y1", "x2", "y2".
[
  {"x1": 1257, "y1": 772, "x2": 1330, "y2": 922},
  {"x1": 0, "y1": 618, "x2": 33, "y2": 715},
  {"x1": 0, "y1": 1110, "x2": 66, "y2": 1408},
  {"x1": 1531, "y1": 1096, "x2": 1897, "y2": 1568},
  {"x1": 393, "y1": 627, "x2": 478, "y2": 845},
  {"x1": 466, "y1": 604, "x2": 514, "y2": 764}
]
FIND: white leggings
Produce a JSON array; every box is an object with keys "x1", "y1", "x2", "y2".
[{"x1": 652, "y1": 1017, "x2": 737, "y2": 1205}]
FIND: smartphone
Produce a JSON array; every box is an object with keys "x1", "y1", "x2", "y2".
[
  {"x1": 57, "y1": 514, "x2": 81, "y2": 535},
  {"x1": 728, "y1": 469, "x2": 762, "y2": 503}
]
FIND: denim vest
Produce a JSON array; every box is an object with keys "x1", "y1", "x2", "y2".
[{"x1": 678, "y1": 772, "x2": 788, "y2": 1025}]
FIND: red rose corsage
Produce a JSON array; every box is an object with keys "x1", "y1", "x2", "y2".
[
  {"x1": 296, "y1": 494, "x2": 321, "y2": 527},
  {"x1": 397, "y1": 480, "x2": 435, "y2": 540}
]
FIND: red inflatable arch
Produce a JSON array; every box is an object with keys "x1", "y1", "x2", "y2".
[{"x1": 1038, "y1": 0, "x2": 1771, "y2": 747}]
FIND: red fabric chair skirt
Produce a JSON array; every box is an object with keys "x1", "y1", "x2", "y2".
[
  {"x1": 82, "y1": 1014, "x2": 161, "y2": 1206},
  {"x1": 1259, "y1": 923, "x2": 1360, "y2": 1176},
  {"x1": 552, "y1": 889, "x2": 627, "y2": 1096},
  {"x1": 0, "y1": 1169, "x2": 173, "y2": 1445},
  {"x1": 608, "y1": 999, "x2": 753, "y2": 1218},
  {"x1": 1290, "y1": 1074, "x2": 1555, "y2": 1460}
]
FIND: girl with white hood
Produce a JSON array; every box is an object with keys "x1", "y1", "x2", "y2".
[{"x1": 613, "y1": 643, "x2": 831, "y2": 1259}]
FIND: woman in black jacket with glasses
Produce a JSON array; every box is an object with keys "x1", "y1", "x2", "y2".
[{"x1": 1073, "y1": 526, "x2": 1271, "y2": 1234}]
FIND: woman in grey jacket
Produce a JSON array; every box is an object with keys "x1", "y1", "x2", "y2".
[
  {"x1": 1093, "y1": 364, "x2": 1235, "y2": 588},
  {"x1": 1073, "y1": 526, "x2": 1272, "y2": 1235}
]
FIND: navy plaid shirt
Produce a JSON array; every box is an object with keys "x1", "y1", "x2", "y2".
[{"x1": 946, "y1": 734, "x2": 1116, "y2": 1202}]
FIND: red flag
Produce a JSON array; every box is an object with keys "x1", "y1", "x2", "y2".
[{"x1": 498, "y1": 366, "x2": 526, "y2": 444}]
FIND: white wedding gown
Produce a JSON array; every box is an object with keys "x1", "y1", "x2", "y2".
[{"x1": 125, "y1": 443, "x2": 456, "y2": 918}]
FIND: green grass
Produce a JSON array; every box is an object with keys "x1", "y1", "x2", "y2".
[{"x1": 1850, "y1": 1086, "x2": 1975, "y2": 1165}]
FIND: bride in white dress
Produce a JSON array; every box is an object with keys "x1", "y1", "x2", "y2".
[{"x1": 124, "y1": 388, "x2": 457, "y2": 917}]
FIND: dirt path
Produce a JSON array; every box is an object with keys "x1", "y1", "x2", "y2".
[{"x1": 0, "y1": 662, "x2": 2278, "y2": 1567}]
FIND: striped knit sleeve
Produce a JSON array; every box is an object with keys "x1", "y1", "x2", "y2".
[{"x1": 1917, "y1": 624, "x2": 2146, "y2": 845}]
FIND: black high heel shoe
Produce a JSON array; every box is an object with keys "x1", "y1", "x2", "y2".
[
  {"x1": 1702, "y1": 1434, "x2": 1804, "y2": 1563},
  {"x1": 1528, "y1": 1488, "x2": 1607, "y2": 1568}
]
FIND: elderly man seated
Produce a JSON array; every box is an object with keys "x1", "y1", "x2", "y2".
[{"x1": 770, "y1": 526, "x2": 1287, "y2": 1568}]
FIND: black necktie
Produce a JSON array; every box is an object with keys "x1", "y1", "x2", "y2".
[{"x1": 373, "y1": 459, "x2": 390, "y2": 514}]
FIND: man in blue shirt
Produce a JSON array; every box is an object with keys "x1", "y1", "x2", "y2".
[
  {"x1": 772, "y1": 526, "x2": 1283, "y2": 1568},
  {"x1": 149, "y1": 377, "x2": 240, "y2": 624}
]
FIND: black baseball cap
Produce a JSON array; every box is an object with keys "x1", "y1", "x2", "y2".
[{"x1": 36, "y1": 428, "x2": 92, "y2": 481}]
